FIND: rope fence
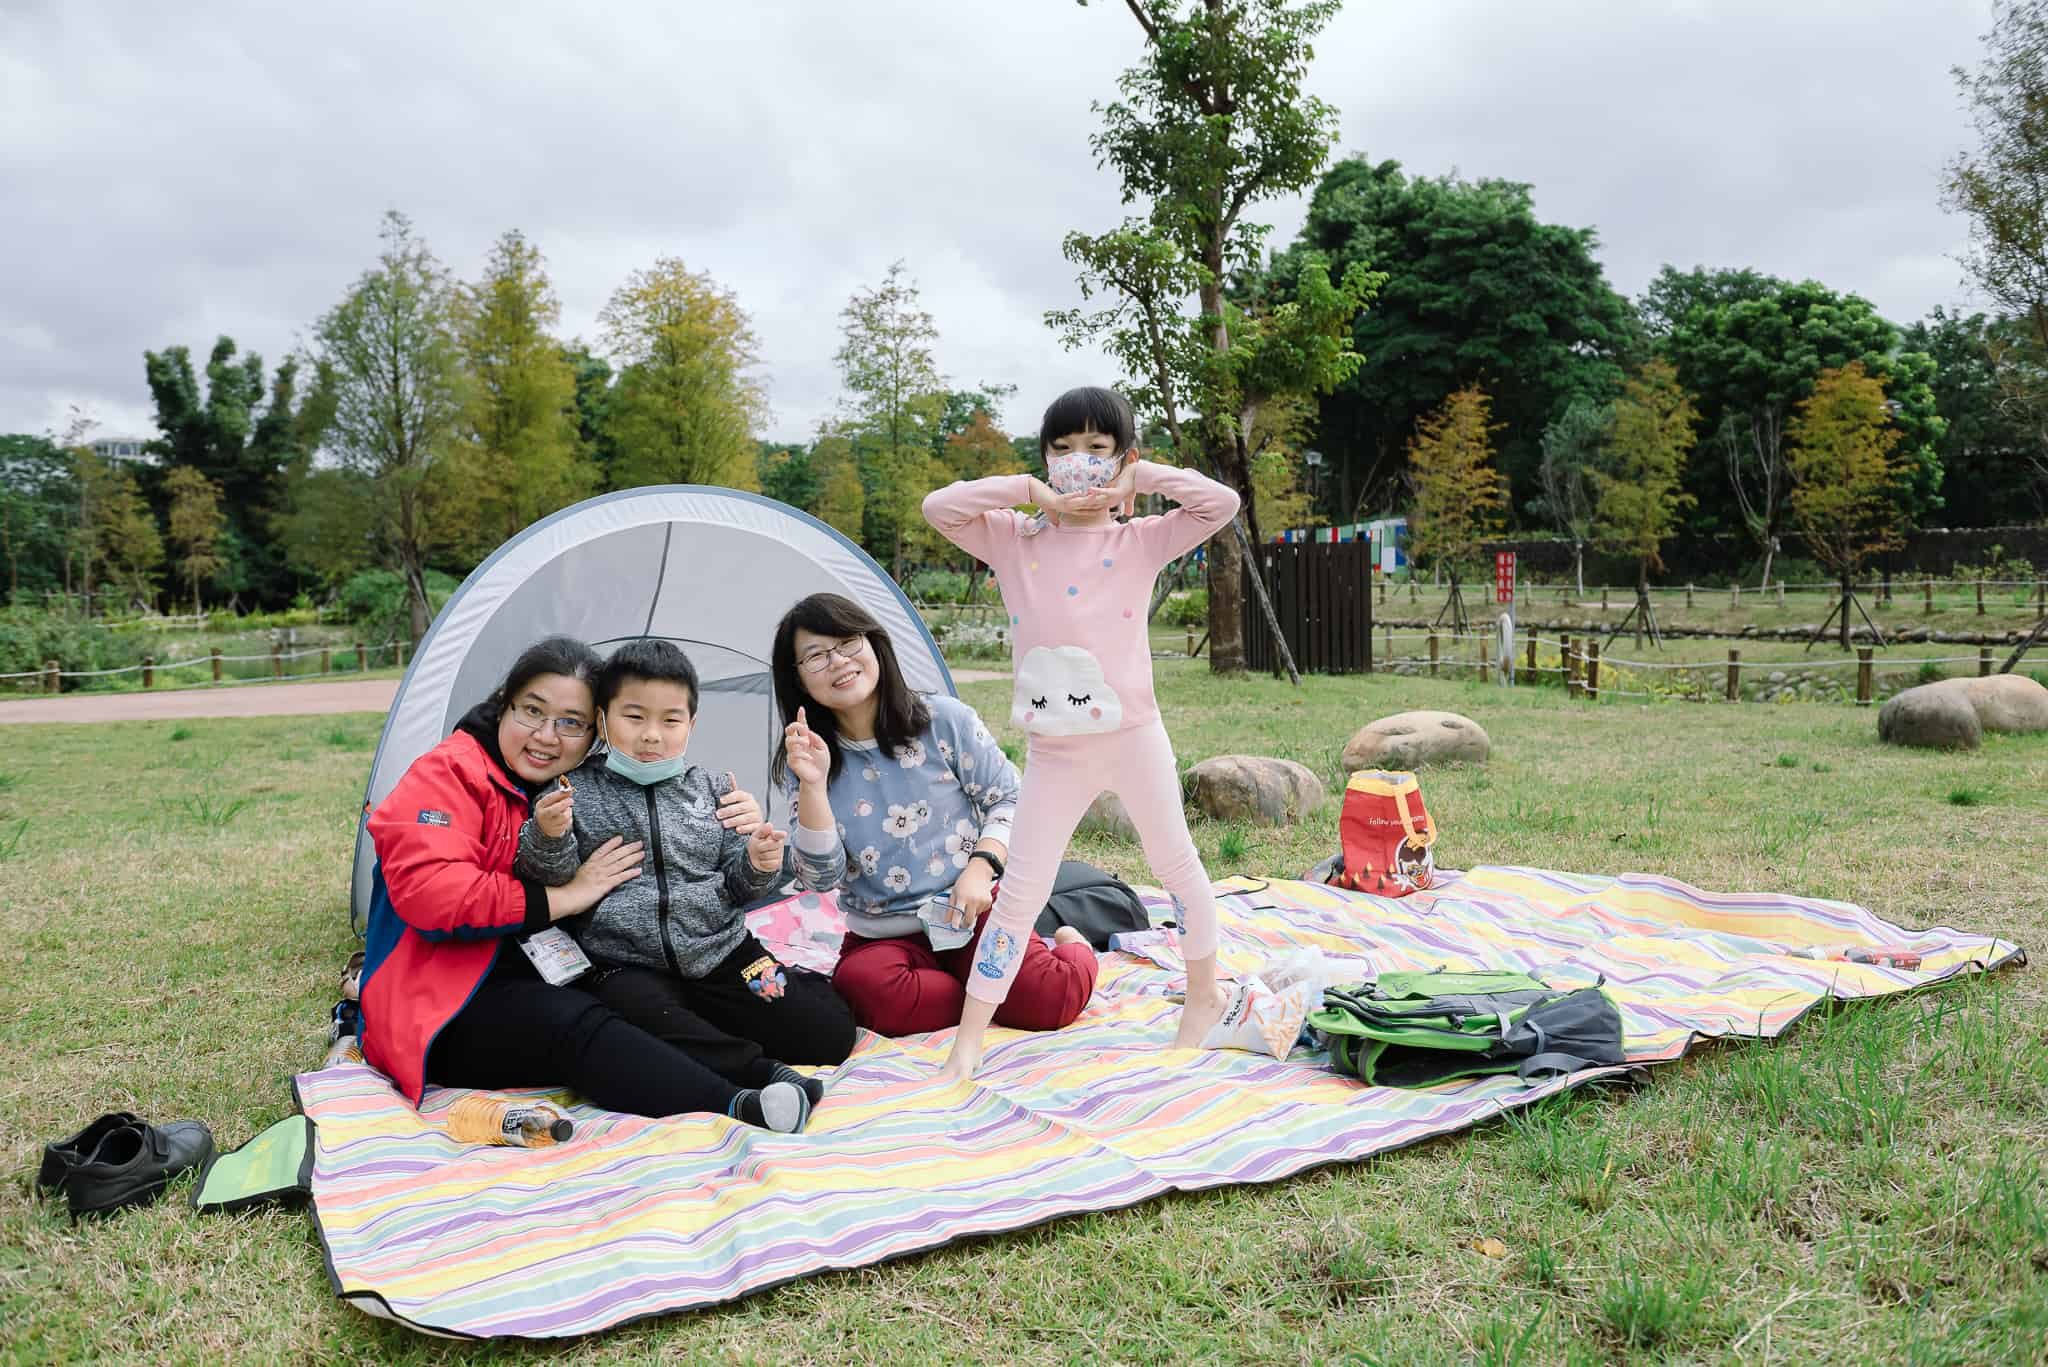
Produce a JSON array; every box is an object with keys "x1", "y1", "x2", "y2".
[
  {"x1": 1, "y1": 640, "x2": 404, "y2": 693},
  {"x1": 1360, "y1": 626, "x2": 2026, "y2": 708},
  {"x1": 1374, "y1": 575, "x2": 2048, "y2": 619}
]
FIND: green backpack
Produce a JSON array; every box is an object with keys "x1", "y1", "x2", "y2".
[{"x1": 1307, "y1": 969, "x2": 1627, "y2": 1088}]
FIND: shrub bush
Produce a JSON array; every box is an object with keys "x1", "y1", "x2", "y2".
[
  {"x1": 0, "y1": 608, "x2": 147, "y2": 683},
  {"x1": 1159, "y1": 590, "x2": 1209, "y2": 627},
  {"x1": 336, "y1": 569, "x2": 460, "y2": 643}
]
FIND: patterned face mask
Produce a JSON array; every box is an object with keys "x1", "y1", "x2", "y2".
[{"x1": 1044, "y1": 450, "x2": 1122, "y2": 496}]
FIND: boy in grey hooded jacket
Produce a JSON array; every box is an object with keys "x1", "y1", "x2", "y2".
[{"x1": 517, "y1": 640, "x2": 856, "y2": 1091}]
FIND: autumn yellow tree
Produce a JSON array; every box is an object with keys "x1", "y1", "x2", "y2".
[
  {"x1": 1592, "y1": 360, "x2": 1698, "y2": 646},
  {"x1": 810, "y1": 430, "x2": 866, "y2": 541},
  {"x1": 599, "y1": 259, "x2": 766, "y2": 491},
  {"x1": 439, "y1": 231, "x2": 593, "y2": 559},
  {"x1": 1788, "y1": 362, "x2": 1905, "y2": 649},
  {"x1": 1406, "y1": 385, "x2": 1508, "y2": 631},
  {"x1": 163, "y1": 466, "x2": 226, "y2": 614}
]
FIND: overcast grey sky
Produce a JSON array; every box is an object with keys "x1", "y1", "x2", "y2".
[{"x1": 0, "y1": 0, "x2": 1995, "y2": 445}]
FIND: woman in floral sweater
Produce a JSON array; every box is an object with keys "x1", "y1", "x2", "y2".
[{"x1": 770, "y1": 593, "x2": 1097, "y2": 1036}]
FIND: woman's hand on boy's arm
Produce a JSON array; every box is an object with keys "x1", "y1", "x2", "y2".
[{"x1": 546, "y1": 836, "x2": 643, "y2": 920}]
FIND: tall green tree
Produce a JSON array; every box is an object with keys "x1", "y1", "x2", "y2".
[
  {"x1": 442, "y1": 230, "x2": 593, "y2": 559},
  {"x1": 599, "y1": 258, "x2": 765, "y2": 492},
  {"x1": 163, "y1": 466, "x2": 226, "y2": 613},
  {"x1": 1275, "y1": 157, "x2": 1638, "y2": 524},
  {"x1": 1945, "y1": 0, "x2": 2048, "y2": 488},
  {"x1": 0, "y1": 434, "x2": 76, "y2": 601},
  {"x1": 142, "y1": 339, "x2": 329, "y2": 604},
  {"x1": 1656, "y1": 273, "x2": 1943, "y2": 584},
  {"x1": 1787, "y1": 364, "x2": 1906, "y2": 649},
  {"x1": 756, "y1": 442, "x2": 819, "y2": 513},
  {"x1": 1534, "y1": 397, "x2": 1607, "y2": 598},
  {"x1": 312, "y1": 211, "x2": 468, "y2": 639},
  {"x1": 1056, "y1": 0, "x2": 1371, "y2": 674},
  {"x1": 835, "y1": 261, "x2": 947, "y2": 575},
  {"x1": 1903, "y1": 309, "x2": 2048, "y2": 523},
  {"x1": 1591, "y1": 361, "x2": 1697, "y2": 613}
]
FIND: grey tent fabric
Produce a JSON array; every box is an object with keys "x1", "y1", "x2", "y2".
[{"x1": 350, "y1": 486, "x2": 954, "y2": 931}]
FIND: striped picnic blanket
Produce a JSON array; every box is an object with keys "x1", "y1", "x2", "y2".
[{"x1": 298, "y1": 868, "x2": 2021, "y2": 1339}]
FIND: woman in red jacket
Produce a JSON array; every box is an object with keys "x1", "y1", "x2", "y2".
[{"x1": 359, "y1": 636, "x2": 816, "y2": 1132}]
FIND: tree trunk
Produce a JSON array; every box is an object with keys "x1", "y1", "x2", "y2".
[
  {"x1": 1839, "y1": 569, "x2": 1852, "y2": 652},
  {"x1": 1206, "y1": 530, "x2": 1244, "y2": 673},
  {"x1": 1574, "y1": 542, "x2": 1585, "y2": 600},
  {"x1": 1759, "y1": 535, "x2": 1777, "y2": 591},
  {"x1": 402, "y1": 549, "x2": 430, "y2": 642}
]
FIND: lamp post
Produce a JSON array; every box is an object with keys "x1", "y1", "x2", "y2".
[{"x1": 1303, "y1": 448, "x2": 1323, "y2": 519}]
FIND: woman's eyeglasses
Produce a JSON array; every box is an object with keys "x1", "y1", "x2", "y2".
[
  {"x1": 507, "y1": 701, "x2": 591, "y2": 739},
  {"x1": 797, "y1": 636, "x2": 867, "y2": 675}
]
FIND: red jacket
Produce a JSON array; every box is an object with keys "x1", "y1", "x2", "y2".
[{"x1": 359, "y1": 723, "x2": 549, "y2": 1104}]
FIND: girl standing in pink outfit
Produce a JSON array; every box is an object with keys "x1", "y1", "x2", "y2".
[{"x1": 921, "y1": 386, "x2": 1239, "y2": 1081}]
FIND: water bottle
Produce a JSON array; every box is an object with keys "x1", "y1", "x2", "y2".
[{"x1": 446, "y1": 1095, "x2": 574, "y2": 1147}]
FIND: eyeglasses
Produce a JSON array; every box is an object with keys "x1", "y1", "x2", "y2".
[
  {"x1": 797, "y1": 636, "x2": 867, "y2": 675},
  {"x1": 507, "y1": 701, "x2": 591, "y2": 739}
]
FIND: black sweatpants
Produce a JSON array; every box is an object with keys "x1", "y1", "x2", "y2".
[
  {"x1": 588, "y1": 934, "x2": 857, "y2": 1085},
  {"x1": 426, "y1": 946, "x2": 742, "y2": 1119}
]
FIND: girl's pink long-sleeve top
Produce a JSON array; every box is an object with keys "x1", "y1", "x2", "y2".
[{"x1": 922, "y1": 465, "x2": 1240, "y2": 738}]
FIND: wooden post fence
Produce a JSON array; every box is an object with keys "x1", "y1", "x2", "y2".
[
  {"x1": 1924, "y1": 580, "x2": 1934, "y2": 615},
  {"x1": 1526, "y1": 634, "x2": 1538, "y2": 679},
  {"x1": 43, "y1": 660, "x2": 58, "y2": 694},
  {"x1": 271, "y1": 643, "x2": 282, "y2": 679},
  {"x1": 1478, "y1": 637, "x2": 1490, "y2": 679},
  {"x1": 1726, "y1": 648, "x2": 1741, "y2": 702},
  {"x1": 1731, "y1": 584, "x2": 1740, "y2": 609},
  {"x1": 321, "y1": 646, "x2": 332, "y2": 675},
  {"x1": 1777, "y1": 583, "x2": 1785, "y2": 608},
  {"x1": 1979, "y1": 647, "x2": 1993, "y2": 677},
  {"x1": 142, "y1": 656, "x2": 154, "y2": 689},
  {"x1": 355, "y1": 642, "x2": 366, "y2": 673},
  {"x1": 1428, "y1": 633, "x2": 1439, "y2": 677},
  {"x1": 1976, "y1": 581, "x2": 1986, "y2": 615},
  {"x1": 210, "y1": 648, "x2": 222, "y2": 683},
  {"x1": 1601, "y1": 587, "x2": 1609, "y2": 611},
  {"x1": 1686, "y1": 584, "x2": 1694, "y2": 609},
  {"x1": 397, "y1": 642, "x2": 407, "y2": 671},
  {"x1": 1562, "y1": 634, "x2": 1578, "y2": 698},
  {"x1": 1586, "y1": 640, "x2": 1601, "y2": 698},
  {"x1": 1857, "y1": 648, "x2": 1874, "y2": 706}
]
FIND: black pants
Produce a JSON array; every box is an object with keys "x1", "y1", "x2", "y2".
[
  {"x1": 588, "y1": 934, "x2": 856, "y2": 1086},
  {"x1": 427, "y1": 946, "x2": 741, "y2": 1119}
]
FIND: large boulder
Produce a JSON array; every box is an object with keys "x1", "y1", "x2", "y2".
[
  {"x1": 1960, "y1": 673, "x2": 2048, "y2": 733},
  {"x1": 1342, "y1": 710, "x2": 1491, "y2": 771},
  {"x1": 1878, "y1": 683, "x2": 1983, "y2": 750},
  {"x1": 1079, "y1": 790, "x2": 1139, "y2": 841},
  {"x1": 1187, "y1": 756, "x2": 1326, "y2": 827}
]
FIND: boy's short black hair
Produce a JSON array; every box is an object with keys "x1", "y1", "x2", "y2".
[
  {"x1": 596, "y1": 638, "x2": 699, "y2": 714},
  {"x1": 1038, "y1": 385, "x2": 1136, "y2": 457}
]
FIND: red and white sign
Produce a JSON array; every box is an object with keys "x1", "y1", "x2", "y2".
[{"x1": 1495, "y1": 551, "x2": 1516, "y2": 605}]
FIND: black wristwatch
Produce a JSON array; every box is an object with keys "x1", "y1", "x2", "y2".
[{"x1": 967, "y1": 849, "x2": 1006, "y2": 879}]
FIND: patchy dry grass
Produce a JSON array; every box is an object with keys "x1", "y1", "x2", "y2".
[{"x1": 2, "y1": 670, "x2": 2043, "y2": 1363}]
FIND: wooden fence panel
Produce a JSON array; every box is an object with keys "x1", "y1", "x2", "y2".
[{"x1": 1244, "y1": 541, "x2": 1374, "y2": 674}]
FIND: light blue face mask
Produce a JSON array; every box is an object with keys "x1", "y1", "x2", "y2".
[{"x1": 603, "y1": 747, "x2": 690, "y2": 786}]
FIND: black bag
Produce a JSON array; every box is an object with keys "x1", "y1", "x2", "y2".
[{"x1": 1034, "y1": 860, "x2": 1150, "y2": 949}]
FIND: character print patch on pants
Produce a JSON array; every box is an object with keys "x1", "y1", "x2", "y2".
[
  {"x1": 973, "y1": 927, "x2": 1024, "y2": 981},
  {"x1": 742, "y1": 955, "x2": 788, "y2": 1001}
]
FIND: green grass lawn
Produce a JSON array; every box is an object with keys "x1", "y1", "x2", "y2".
[{"x1": 2, "y1": 665, "x2": 2044, "y2": 1362}]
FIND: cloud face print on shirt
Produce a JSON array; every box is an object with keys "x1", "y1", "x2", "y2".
[{"x1": 1011, "y1": 645, "x2": 1124, "y2": 736}]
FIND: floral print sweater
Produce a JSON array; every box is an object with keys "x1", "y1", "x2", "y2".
[{"x1": 787, "y1": 694, "x2": 1020, "y2": 940}]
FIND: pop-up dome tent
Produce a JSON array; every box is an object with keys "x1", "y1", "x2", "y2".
[{"x1": 349, "y1": 486, "x2": 954, "y2": 930}]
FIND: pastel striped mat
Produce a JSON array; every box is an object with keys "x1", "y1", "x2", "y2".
[{"x1": 297, "y1": 869, "x2": 2021, "y2": 1339}]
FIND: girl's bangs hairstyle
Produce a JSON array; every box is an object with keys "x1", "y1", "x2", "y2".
[
  {"x1": 771, "y1": 593, "x2": 931, "y2": 784},
  {"x1": 1038, "y1": 385, "x2": 1136, "y2": 459}
]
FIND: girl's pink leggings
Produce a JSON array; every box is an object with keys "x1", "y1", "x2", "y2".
[{"x1": 964, "y1": 719, "x2": 1218, "y2": 1004}]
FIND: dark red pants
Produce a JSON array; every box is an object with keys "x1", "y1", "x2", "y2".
[{"x1": 832, "y1": 911, "x2": 1098, "y2": 1037}]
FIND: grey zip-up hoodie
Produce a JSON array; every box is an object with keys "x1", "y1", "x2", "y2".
[{"x1": 515, "y1": 760, "x2": 781, "y2": 978}]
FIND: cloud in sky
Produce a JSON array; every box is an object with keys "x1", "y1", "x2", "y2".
[{"x1": 0, "y1": 0, "x2": 1993, "y2": 445}]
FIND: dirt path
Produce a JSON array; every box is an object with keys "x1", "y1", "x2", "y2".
[
  {"x1": 0, "y1": 678, "x2": 401, "y2": 725},
  {"x1": 0, "y1": 669, "x2": 1012, "y2": 726}
]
